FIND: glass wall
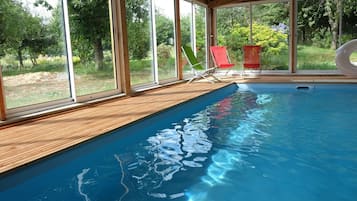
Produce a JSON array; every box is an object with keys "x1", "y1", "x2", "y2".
[
  {"x1": 0, "y1": 0, "x2": 71, "y2": 109},
  {"x1": 216, "y1": 1, "x2": 290, "y2": 71},
  {"x1": 297, "y1": 0, "x2": 357, "y2": 71},
  {"x1": 155, "y1": 0, "x2": 177, "y2": 82},
  {"x1": 180, "y1": 0, "x2": 208, "y2": 78},
  {"x1": 126, "y1": 0, "x2": 178, "y2": 87},
  {"x1": 216, "y1": 6, "x2": 248, "y2": 69},
  {"x1": 252, "y1": 2, "x2": 289, "y2": 70},
  {"x1": 180, "y1": 0, "x2": 194, "y2": 76},
  {"x1": 68, "y1": 0, "x2": 117, "y2": 96},
  {"x1": 126, "y1": 0, "x2": 154, "y2": 86},
  {"x1": 0, "y1": 0, "x2": 120, "y2": 117},
  {"x1": 194, "y1": 4, "x2": 208, "y2": 69}
]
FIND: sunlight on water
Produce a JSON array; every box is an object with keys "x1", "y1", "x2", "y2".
[{"x1": 77, "y1": 168, "x2": 91, "y2": 201}]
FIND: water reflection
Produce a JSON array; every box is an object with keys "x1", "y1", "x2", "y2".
[
  {"x1": 118, "y1": 93, "x2": 272, "y2": 200},
  {"x1": 125, "y1": 109, "x2": 213, "y2": 198},
  {"x1": 187, "y1": 93, "x2": 272, "y2": 201}
]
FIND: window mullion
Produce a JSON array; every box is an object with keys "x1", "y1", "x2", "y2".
[{"x1": 63, "y1": 0, "x2": 77, "y2": 102}]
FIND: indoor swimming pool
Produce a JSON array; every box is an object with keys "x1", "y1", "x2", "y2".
[{"x1": 1, "y1": 83, "x2": 357, "y2": 201}]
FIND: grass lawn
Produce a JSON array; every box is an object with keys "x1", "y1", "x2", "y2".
[{"x1": 297, "y1": 45, "x2": 337, "y2": 70}]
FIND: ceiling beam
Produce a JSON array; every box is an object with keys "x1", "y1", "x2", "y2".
[
  {"x1": 195, "y1": 0, "x2": 209, "y2": 5},
  {"x1": 208, "y1": 0, "x2": 261, "y2": 8}
]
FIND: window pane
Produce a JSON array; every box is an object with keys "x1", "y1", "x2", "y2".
[
  {"x1": 0, "y1": 0, "x2": 71, "y2": 109},
  {"x1": 252, "y1": 2, "x2": 289, "y2": 70},
  {"x1": 181, "y1": 1, "x2": 207, "y2": 78},
  {"x1": 126, "y1": 0, "x2": 154, "y2": 86},
  {"x1": 297, "y1": 0, "x2": 337, "y2": 71},
  {"x1": 68, "y1": 0, "x2": 117, "y2": 96},
  {"x1": 217, "y1": 2, "x2": 289, "y2": 71},
  {"x1": 217, "y1": 6, "x2": 249, "y2": 70},
  {"x1": 155, "y1": 0, "x2": 177, "y2": 81},
  {"x1": 180, "y1": 0, "x2": 194, "y2": 77},
  {"x1": 195, "y1": 4, "x2": 207, "y2": 68}
]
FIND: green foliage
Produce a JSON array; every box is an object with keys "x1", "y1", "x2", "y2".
[
  {"x1": 194, "y1": 5, "x2": 207, "y2": 62},
  {"x1": 297, "y1": 0, "x2": 356, "y2": 49},
  {"x1": 157, "y1": 44, "x2": 173, "y2": 65},
  {"x1": 180, "y1": 15, "x2": 191, "y2": 47},
  {"x1": 0, "y1": 0, "x2": 62, "y2": 68},
  {"x1": 126, "y1": 0, "x2": 151, "y2": 60},
  {"x1": 253, "y1": 3, "x2": 289, "y2": 26},
  {"x1": 155, "y1": 14, "x2": 174, "y2": 46},
  {"x1": 68, "y1": 0, "x2": 112, "y2": 70},
  {"x1": 225, "y1": 23, "x2": 288, "y2": 56},
  {"x1": 129, "y1": 59, "x2": 151, "y2": 72},
  {"x1": 311, "y1": 28, "x2": 332, "y2": 48},
  {"x1": 216, "y1": 7, "x2": 248, "y2": 37}
]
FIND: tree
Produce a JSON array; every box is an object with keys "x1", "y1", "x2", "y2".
[
  {"x1": 155, "y1": 14, "x2": 174, "y2": 46},
  {"x1": 297, "y1": 0, "x2": 356, "y2": 49},
  {"x1": 0, "y1": 0, "x2": 26, "y2": 58},
  {"x1": 126, "y1": 0, "x2": 151, "y2": 60},
  {"x1": 0, "y1": 0, "x2": 47, "y2": 67},
  {"x1": 180, "y1": 15, "x2": 191, "y2": 47},
  {"x1": 216, "y1": 7, "x2": 248, "y2": 37},
  {"x1": 46, "y1": 5, "x2": 66, "y2": 56},
  {"x1": 68, "y1": 0, "x2": 112, "y2": 70},
  {"x1": 324, "y1": 0, "x2": 342, "y2": 49},
  {"x1": 253, "y1": 3, "x2": 289, "y2": 26}
]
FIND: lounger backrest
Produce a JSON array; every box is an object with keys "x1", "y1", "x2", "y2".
[
  {"x1": 243, "y1": 45, "x2": 261, "y2": 68},
  {"x1": 182, "y1": 45, "x2": 204, "y2": 70},
  {"x1": 210, "y1": 46, "x2": 230, "y2": 66}
]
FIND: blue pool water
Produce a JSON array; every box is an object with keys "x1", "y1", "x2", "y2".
[{"x1": 1, "y1": 83, "x2": 357, "y2": 201}]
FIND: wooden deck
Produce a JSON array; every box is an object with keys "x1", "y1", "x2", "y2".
[{"x1": 1, "y1": 75, "x2": 357, "y2": 174}]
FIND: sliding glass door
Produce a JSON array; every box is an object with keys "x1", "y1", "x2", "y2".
[
  {"x1": 68, "y1": 0, "x2": 118, "y2": 99},
  {"x1": 0, "y1": 0, "x2": 120, "y2": 117},
  {"x1": 155, "y1": 0, "x2": 177, "y2": 82},
  {"x1": 296, "y1": 0, "x2": 357, "y2": 72},
  {"x1": 1, "y1": 0, "x2": 71, "y2": 110},
  {"x1": 180, "y1": 0, "x2": 208, "y2": 78},
  {"x1": 216, "y1": 1, "x2": 290, "y2": 71},
  {"x1": 126, "y1": 0, "x2": 178, "y2": 88}
]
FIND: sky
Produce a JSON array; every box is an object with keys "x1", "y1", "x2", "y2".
[{"x1": 19, "y1": 0, "x2": 58, "y2": 21}]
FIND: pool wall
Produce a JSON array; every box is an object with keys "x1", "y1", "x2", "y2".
[{"x1": 237, "y1": 83, "x2": 357, "y2": 93}]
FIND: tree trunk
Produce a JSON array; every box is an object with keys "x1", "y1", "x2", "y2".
[
  {"x1": 325, "y1": 0, "x2": 340, "y2": 50},
  {"x1": 93, "y1": 38, "x2": 104, "y2": 71},
  {"x1": 17, "y1": 49, "x2": 24, "y2": 69}
]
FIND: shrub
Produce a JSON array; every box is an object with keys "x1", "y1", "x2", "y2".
[
  {"x1": 222, "y1": 23, "x2": 288, "y2": 57},
  {"x1": 157, "y1": 44, "x2": 174, "y2": 68}
]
